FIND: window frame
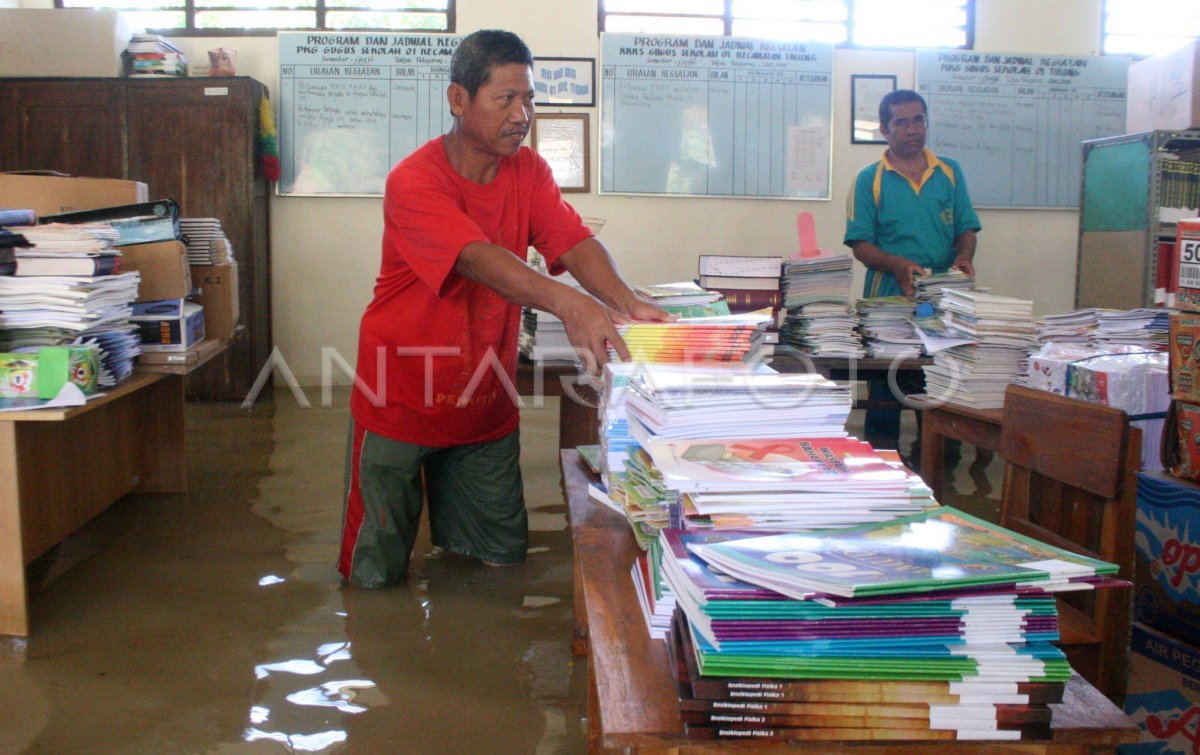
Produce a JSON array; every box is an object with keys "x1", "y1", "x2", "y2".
[
  {"x1": 597, "y1": 0, "x2": 975, "y2": 50},
  {"x1": 1100, "y1": 0, "x2": 1200, "y2": 58},
  {"x1": 52, "y1": 0, "x2": 456, "y2": 37}
]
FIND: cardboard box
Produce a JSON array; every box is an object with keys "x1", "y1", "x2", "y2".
[
  {"x1": 117, "y1": 240, "x2": 191, "y2": 303},
  {"x1": 0, "y1": 9, "x2": 140, "y2": 78},
  {"x1": 132, "y1": 300, "x2": 205, "y2": 352},
  {"x1": 1170, "y1": 313, "x2": 1200, "y2": 402},
  {"x1": 189, "y1": 262, "x2": 239, "y2": 341},
  {"x1": 1121, "y1": 623, "x2": 1200, "y2": 754},
  {"x1": 1127, "y1": 39, "x2": 1200, "y2": 134},
  {"x1": 1135, "y1": 471, "x2": 1200, "y2": 641},
  {"x1": 0, "y1": 173, "x2": 149, "y2": 217},
  {"x1": 1175, "y1": 219, "x2": 1200, "y2": 312}
]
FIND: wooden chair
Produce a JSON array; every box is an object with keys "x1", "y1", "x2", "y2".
[{"x1": 998, "y1": 383, "x2": 1140, "y2": 705}]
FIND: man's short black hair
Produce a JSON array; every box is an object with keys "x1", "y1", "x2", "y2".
[
  {"x1": 879, "y1": 89, "x2": 928, "y2": 132},
  {"x1": 451, "y1": 29, "x2": 535, "y2": 98}
]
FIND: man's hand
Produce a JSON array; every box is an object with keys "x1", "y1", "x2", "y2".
[
  {"x1": 952, "y1": 254, "x2": 975, "y2": 277},
  {"x1": 619, "y1": 295, "x2": 676, "y2": 323},
  {"x1": 893, "y1": 259, "x2": 928, "y2": 297},
  {"x1": 559, "y1": 292, "x2": 628, "y2": 376}
]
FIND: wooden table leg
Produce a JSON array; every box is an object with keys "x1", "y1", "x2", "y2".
[
  {"x1": 0, "y1": 422, "x2": 30, "y2": 637},
  {"x1": 919, "y1": 409, "x2": 947, "y2": 500},
  {"x1": 133, "y1": 374, "x2": 188, "y2": 494}
]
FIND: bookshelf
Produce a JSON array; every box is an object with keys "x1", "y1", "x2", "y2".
[
  {"x1": 1076, "y1": 129, "x2": 1200, "y2": 310},
  {"x1": 0, "y1": 76, "x2": 270, "y2": 401}
]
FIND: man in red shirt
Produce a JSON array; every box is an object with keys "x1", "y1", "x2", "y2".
[{"x1": 340, "y1": 29, "x2": 669, "y2": 587}]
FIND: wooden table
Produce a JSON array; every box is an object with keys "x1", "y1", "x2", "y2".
[
  {"x1": 906, "y1": 395, "x2": 1003, "y2": 500},
  {"x1": 774, "y1": 355, "x2": 930, "y2": 410},
  {"x1": 517, "y1": 360, "x2": 598, "y2": 449},
  {"x1": 0, "y1": 343, "x2": 225, "y2": 636},
  {"x1": 561, "y1": 449, "x2": 1139, "y2": 753}
]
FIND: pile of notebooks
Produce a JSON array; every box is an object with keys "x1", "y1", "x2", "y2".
[
  {"x1": 658, "y1": 506, "x2": 1125, "y2": 742},
  {"x1": 0, "y1": 213, "x2": 143, "y2": 386},
  {"x1": 180, "y1": 217, "x2": 234, "y2": 265},
  {"x1": 777, "y1": 254, "x2": 863, "y2": 358},
  {"x1": 124, "y1": 33, "x2": 188, "y2": 78}
]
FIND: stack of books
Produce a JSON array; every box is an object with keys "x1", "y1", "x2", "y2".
[
  {"x1": 661, "y1": 506, "x2": 1126, "y2": 742},
  {"x1": 642, "y1": 436, "x2": 936, "y2": 533},
  {"x1": 624, "y1": 369, "x2": 851, "y2": 445},
  {"x1": 611, "y1": 312, "x2": 773, "y2": 364},
  {"x1": 696, "y1": 255, "x2": 783, "y2": 313},
  {"x1": 179, "y1": 217, "x2": 234, "y2": 265},
  {"x1": 518, "y1": 252, "x2": 590, "y2": 366},
  {"x1": 5, "y1": 222, "x2": 123, "y2": 277},
  {"x1": 124, "y1": 33, "x2": 187, "y2": 78},
  {"x1": 922, "y1": 290, "x2": 1037, "y2": 409}
]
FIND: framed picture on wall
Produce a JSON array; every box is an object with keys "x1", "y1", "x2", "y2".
[
  {"x1": 532, "y1": 57, "x2": 596, "y2": 107},
  {"x1": 532, "y1": 113, "x2": 590, "y2": 193},
  {"x1": 851, "y1": 74, "x2": 897, "y2": 144}
]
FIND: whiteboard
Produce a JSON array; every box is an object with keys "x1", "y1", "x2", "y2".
[
  {"x1": 915, "y1": 50, "x2": 1130, "y2": 209},
  {"x1": 600, "y1": 33, "x2": 834, "y2": 200},
  {"x1": 277, "y1": 32, "x2": 464, "y2": 196}
]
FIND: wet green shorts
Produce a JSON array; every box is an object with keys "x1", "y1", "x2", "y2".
[{"x1": 339, "y1": 421, "x2": 527, "y2": 587}]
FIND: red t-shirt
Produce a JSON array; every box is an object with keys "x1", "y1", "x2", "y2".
[{"x1": 351, "y1": 136, "x2": 592, "y2": 446}]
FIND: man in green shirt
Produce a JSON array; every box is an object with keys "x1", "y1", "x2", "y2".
[
  {"x1": 845, "y1": 89, "x2": 981, "y2": 297},
  {"x1": 844, "y1": 89, "x2": 981, "y2": 455}
]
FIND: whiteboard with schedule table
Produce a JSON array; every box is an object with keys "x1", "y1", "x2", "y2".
[
  {"x1": 916, "y1": 50, "x2": 1130, "y2": 209},
  {"x1": 600, "y1": 33, "x2": 834, "y2": 200},
  {"x1": 276, "y1": 32, "x2": 463, "y2": 196}
]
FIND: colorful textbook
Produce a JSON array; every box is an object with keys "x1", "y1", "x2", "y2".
[{"x1": 690, "y1": 506, "x2": 1119, "y2": 600}]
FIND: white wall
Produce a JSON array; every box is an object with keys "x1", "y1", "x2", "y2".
[{"x1": 10, "y1": 0, "x2": 1109, "y2": 384}]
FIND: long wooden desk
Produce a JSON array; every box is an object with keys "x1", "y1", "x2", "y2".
[
  {"x1": 0, "y1": 343, "x2": 224, "y2": 636},
  {"x1": 773, "y1": 355, "x2": 930, "y2": 410},
  {"x1": 561, "y1": 449, "x2": 1139, "y2": 753},
  {"x1": 907, "y1": 395, "x2": 1003, "y2": 500}
]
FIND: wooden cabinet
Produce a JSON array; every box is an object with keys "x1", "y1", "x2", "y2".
[{"x1": 0, "y1": 77, "x2": 270, "y2": 401}]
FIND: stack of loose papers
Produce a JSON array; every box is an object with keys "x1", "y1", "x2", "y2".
[
  {"x1": 856, "y1": 297, "x2": 923, "y2": 357},
  {"x1": 923, "y1": 291, "x2": 1037, "y2": 408},
  {"x1": 0, "y1": 273, "x2": 140, "y2": 332},
  {"x1": 912, "y1": 269, "x2": 975, "y2": 303},
  {"x1": 179, "y1": 217, "x2": 233, "y2": 265},
  {"x1": 780, "y1": 254, "x2": 854, "y2": 310},
  {"x1": 779, "y1": 303, "x2": 864, "y2": 357},
  {"x1": 1036, "y1": 308, "x2": 1099, "y2": 344},
  {"x1": 1092, "y1": 308, "x2": 1169, "y2": 350}
]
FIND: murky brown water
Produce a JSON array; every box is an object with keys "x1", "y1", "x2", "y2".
[{"x1": 0, "y1": 387, "x2": 587, "y2": 754}]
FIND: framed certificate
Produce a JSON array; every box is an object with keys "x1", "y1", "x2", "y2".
[
  {"x1": 851, "y1": 74, "x2": 897, "y2": 144},
  {"x1": 532, "y1": 113, "x2": 590, "y2": 193}
]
